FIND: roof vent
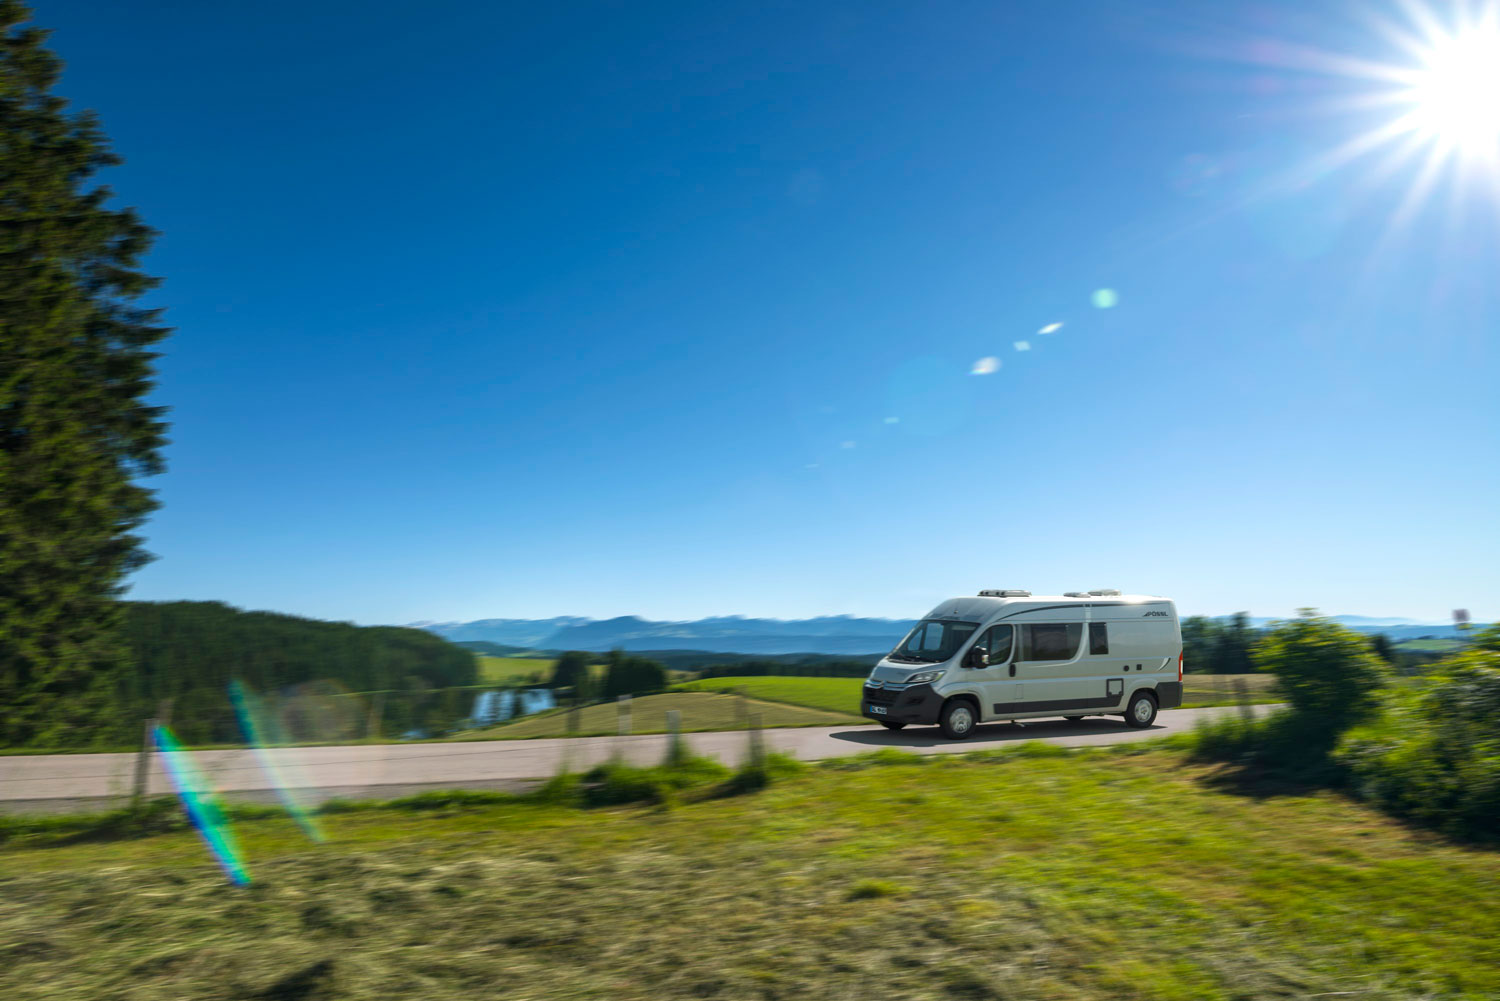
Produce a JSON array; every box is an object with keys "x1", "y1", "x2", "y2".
[
  {"x1": 1087, "y1": 589, "x2": 1122, "y2": 596},
  {"x1": 1063, "y1": 591, "x2": 1090, "y2": 597},
  {"x1": 979, "y1": 589, "x2": 1031, "y2": 597}
]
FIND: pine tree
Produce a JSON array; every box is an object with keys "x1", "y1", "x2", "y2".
[{"x1": 0, "y1": 2, "x2": 169, "y2": 746}]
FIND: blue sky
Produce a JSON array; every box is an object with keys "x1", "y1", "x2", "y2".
[{"x1": 42, "y1": 0, "x2": 1499, "y2": 624}]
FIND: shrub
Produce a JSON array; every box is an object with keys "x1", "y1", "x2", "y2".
[
  {"x1": 1184, "y1": 614, "x2": 1390, "y2": 782},
  {"x1": 1253, "y1": 612, "x2": 1390, "y2": 733},
  {"x1": 581, "y1": 753, "x2": 731, "y2": 806},
  {"x1": 1336, "y1": 643, "x2": 1500, "y2": 841},
  {"x1": 847, "y1": 879, "x2": 903, "y2": 900}
]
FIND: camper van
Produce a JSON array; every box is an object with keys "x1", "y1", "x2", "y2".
[{"x1": 862, "y1": 590, "x2": 1183, "y2": 739}]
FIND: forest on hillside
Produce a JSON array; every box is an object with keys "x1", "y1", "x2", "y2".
[{"x1": 98, "y1": 602, "x2": 478, "y2": 747}]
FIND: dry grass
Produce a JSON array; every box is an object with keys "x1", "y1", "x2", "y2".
[{"x1": 3, "y1": 747, "x2": 1496, "y2": 1000}]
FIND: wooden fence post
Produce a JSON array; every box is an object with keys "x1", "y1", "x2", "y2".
[
  {"x1": 131, "y1": 717, "x2": 158, "y2": 810},
  {"x1": 747, "y1": 712, "x2": 765, "y2": 767},
  {"x1": 665, "y1": 709, "x2": 682, "y2": 766}
]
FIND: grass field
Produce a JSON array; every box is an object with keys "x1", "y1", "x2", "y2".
[
  {"x1": 475, "y1": 656, "x2": 555, "y2": 684},
  {"x1": 675, "y1": 676, "x2": 864, "y2": 714},
  {"x1": 475, "y1": 658, "x2": 693, "y2": 688},
  {"x1": 3, "y1": 746, "x2": 1496, "y2": 1000},
  {"x1": 678, "y1": 673, "x2": 1281, "y2": 714},
  {"x1": 453, "y1": 691, "x2": 861, "y2": 740},
  {"x1": 1393, "y1": 638, "x2": 1467, "y2": 653}
]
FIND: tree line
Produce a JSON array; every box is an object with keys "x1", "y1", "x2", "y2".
[{"x1": 1, "y1": 601, "x2": 480, "y2": 747}]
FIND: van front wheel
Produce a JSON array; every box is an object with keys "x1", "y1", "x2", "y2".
[
  {"x1": 1124, "y1": 692, "x2": 1158, "y2": 728},
  {"x1": 938, "y1": 699, "x2": 978, "y2": 740}
]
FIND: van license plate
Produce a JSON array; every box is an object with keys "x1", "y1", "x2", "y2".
[{"x1": 868, "y1": 705, "x2": 886, "y2": 714}]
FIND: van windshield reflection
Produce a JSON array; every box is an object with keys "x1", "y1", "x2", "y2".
[{"x1": 890, "y1": 619, "x2": 979, "y2": 663}]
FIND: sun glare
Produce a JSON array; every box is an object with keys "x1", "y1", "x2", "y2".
[
  {"x1": 1232, "y1": 2, "x2": 1500, "y2": 229},
  {"x1": 1406, "y1": 25, "x2": 1500, "y2": 156}
]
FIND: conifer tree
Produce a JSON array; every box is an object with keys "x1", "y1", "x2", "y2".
[{"x1": 0, "y1": 1, "x2": 168, "y2": 745}]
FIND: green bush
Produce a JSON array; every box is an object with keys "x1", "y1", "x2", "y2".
[
  {"x1": 582, "y1": 753, "x2": 732, "y2": 806},
  {"x1": 1187, "y1": 708, "x2": 1350, "y2": 783},
  {"x1": 721, "y1": 751, "x2": 805, "y2": 795},
  {"x1": 1253, "y1": 612, "x2": 1389, "y2": 733},
  {"x1": 1185, "y1": 614, "x2": 1390, "y2": 782},
  {"x1": 1336, "y1": 637, "x2": 1500, "y2": 841},
  {"x1": 846, "y1": 878, "x2": 904, "y2": 900}
]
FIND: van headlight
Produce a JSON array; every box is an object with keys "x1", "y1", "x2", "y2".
[{"x1": 904, "y1": 669, "x2": 945, "y2": 685}]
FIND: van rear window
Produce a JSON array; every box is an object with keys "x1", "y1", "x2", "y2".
[{"x1": 1020, "y1": 623, "x2": 1083, "y2": 661}]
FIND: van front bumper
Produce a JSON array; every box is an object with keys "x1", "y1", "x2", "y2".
[{"x1": 861, "y1": 683, "x2": 942, "y2": 725}]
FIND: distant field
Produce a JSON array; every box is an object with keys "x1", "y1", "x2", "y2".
[
  {"x1": 475, "y1": 656, "x2": 554, "y2": 684},
  {"x1": 455, "y1": 691, "x2": 861, "y2": 740},
  {"x1": 1180, "y1": 672, "x2": 1280, "y2": 703},
  {"x1": 5, "y1": 749, "x2": 1497, "y2": 1000},
  {"x1": 1394, "y1": 638, "x2": 1467, "y2": 653},
  {"x1": 478, "y1": 657, "x2": 695, "y2": 687},
  {"x1": 679, "y1": 673, "x2": 1281, "y2": 714},
  {"x1": 676, "y1": 676, "x2": 865, "y2": 714}
]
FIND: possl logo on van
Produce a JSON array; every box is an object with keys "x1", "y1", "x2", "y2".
[{"x1": 1143, "y1": 610, "x2": 1169, "y2": 617}]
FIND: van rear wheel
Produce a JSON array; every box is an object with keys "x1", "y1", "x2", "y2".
[
  {"x1": 1124, "y1": 691, "x2": 1158, "y2": 728},
  {"x1": 938, "y1": 699, "x2": 978, "y2": 740},
  {"x1": 880, "y1": 721, "x2": 907, "y2": 730}
]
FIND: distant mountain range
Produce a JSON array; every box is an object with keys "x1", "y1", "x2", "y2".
[{"x1": 412, "y1": 613, "x2": 1481, "y2": 655}]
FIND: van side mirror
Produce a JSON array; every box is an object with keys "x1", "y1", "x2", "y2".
[{"x1": 964, "y1": 646, "x2": 987, "y2": 669}]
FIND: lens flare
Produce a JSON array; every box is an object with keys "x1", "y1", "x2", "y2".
[
  {"x1": 1013, "y1": 340, "x2": 1031, "y2": 351},
  {"x1": 1091, "y1": 288, "x2": 1119, "y2": 309},
  {"x1": 153, "y1": 725, "x2": 250, "y2": 886},
  {"x1": 970, "y1": 356, "x2": 1000, "y2": 375},
  {"x1": 229, "y1": 680, "x2": 326, "y2": 842},
  {"x1": 1038, "y1": 322, "x2": 1063, "y2": 334}
]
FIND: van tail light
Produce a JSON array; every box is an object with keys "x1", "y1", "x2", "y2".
[{"x1": 1178, "y1": 650, "x2": 1184, "y2": 682}]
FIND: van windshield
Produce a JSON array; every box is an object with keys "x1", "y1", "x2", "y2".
[{"x1": 890, "y1": 619, "x2": 979, "y2": 663}]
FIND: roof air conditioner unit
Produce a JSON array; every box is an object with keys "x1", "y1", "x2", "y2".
[
  {"x1": 1063, "y1": 592, "x2": 1089, "y2": 597},
  {"x1": 1088, "y1": 589, "x2": 1122, "y2": 596},
  {"x1": 979, "y1": 589, "x2": 1032, "y2": 597}
]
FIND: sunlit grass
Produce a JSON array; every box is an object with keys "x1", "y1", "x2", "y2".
[{"x1": 3, "y1": 748, "x2": 1495, "y2": 1000}]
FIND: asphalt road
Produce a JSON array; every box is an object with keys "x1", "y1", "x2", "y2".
[{"x1": 0, "y1": 704, "x2": 1276, "y2": 814}]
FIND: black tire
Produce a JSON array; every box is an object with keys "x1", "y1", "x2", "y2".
[
  {"x1": 880, "y1": 721, "x2": 907, "y2": 730},
  {"x1": 938, "y1": 699, "x2": 979, "y2": 740},
  {"x1": 1124, "y1": 691, "x2": 1158, "y2": 728},
  {"x1": 1063, "y1": 716, "x2": 1085, "y2": 722}
]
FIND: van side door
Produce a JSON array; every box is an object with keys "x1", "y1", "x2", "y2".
[
  {"x1": 1010, "y1": 621, "x2": 1088, "y2": 713},
  {"x1": 964, "y1": 624, "x2": 1016, "y2": 720}
]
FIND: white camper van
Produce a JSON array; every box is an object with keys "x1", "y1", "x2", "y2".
[{"x1": 861, "y1": 590, "x2": 1183, "y2": 739}]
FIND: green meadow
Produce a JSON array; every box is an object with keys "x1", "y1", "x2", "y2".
[{"x1": 3, "y1": 745, "x2": 1496, "y2": 1000}]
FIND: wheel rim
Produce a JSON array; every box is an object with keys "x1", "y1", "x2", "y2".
[
  {"x1": 950, "y1": 706, "x2": 973, "y2": 732},
  {"x1": 1133, "y1": 699, "x2": 1153, "y2": 722}
]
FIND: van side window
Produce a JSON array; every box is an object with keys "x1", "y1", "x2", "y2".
[
  {"x1": 1089, "y1": 622, "x2": 1109, "y2": 655},
  {"x1": 979, "y1": 624, "x2": 1013, "y2": 665},
  {"x1": 1020, "y1": 623, "x2": 1083, "y2": 661}
]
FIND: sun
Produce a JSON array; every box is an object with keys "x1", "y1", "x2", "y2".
[
  {"x1": 1226, "y1": 2, "x2": 1500, "y2": 227},
  {"x1": 1403, "y1": 23, "x2": 1500, "y2": 158}
]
